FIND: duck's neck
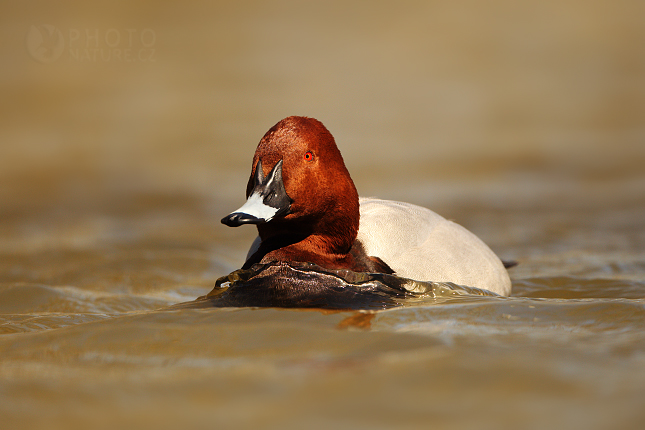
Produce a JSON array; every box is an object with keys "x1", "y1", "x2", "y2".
[
  {"x1": 243, "y1": 209, "x2": 358, "y2": 269},
  {"x1": 244, "y1": 232, "x2": 392, "y2": 275},
  {"x1": 274, "y1": 233, "x2": 355, "y2": 268}
]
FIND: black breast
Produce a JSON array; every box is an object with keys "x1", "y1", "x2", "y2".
[{"x1": 188, "y1": 261, "x2": 421, "y2": 310}]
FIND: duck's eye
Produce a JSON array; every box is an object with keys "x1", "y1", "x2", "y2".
[{"x1": 304, "y1": 151, "x2": 314, "y2": 162}]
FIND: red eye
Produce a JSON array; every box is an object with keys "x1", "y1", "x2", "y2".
[{"x1": 304, "y1": 151, "x2": 314, "y2": 162}]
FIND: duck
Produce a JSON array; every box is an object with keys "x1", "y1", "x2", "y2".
[{"x1": 221, "y1": 116, "x2": 512, "y2": 296}]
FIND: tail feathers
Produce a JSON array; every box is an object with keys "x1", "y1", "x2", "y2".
[{"x1": 502, "y1": 260, "x2": 518, "y2": 269}]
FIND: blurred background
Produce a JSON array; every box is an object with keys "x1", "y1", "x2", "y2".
[
  {"x1": 3, "y1": 0, "x2": 644, "y2": 203},
  {"x1": 2, "y1": 1, "x2": 645, "y2": 429}
]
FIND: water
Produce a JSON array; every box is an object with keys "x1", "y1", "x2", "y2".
[{"x1": 2, "y1": 1, "x2": 645, "y2": 429}]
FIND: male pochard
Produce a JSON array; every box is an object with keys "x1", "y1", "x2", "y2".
[{"x1": 222, "y1": 116, "x2": 512, "y2": 296}]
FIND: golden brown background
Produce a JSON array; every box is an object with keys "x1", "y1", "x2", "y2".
[{"x1": 2, "y1": 1, "x2": 645, "y2": 429}]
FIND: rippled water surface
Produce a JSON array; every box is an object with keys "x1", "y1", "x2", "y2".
[{"x1": 2, "y1": 1, "x2": 645, "y2": 429}]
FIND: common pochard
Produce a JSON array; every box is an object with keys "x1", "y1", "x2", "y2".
[{"x1": 221, "y1": 116, "x2": 512, "y2": 296}]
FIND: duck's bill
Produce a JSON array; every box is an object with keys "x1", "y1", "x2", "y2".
[
  {"x1": 221, "y1": 159, "x2": 292, "y2": 227},
  {"x1": 221, "y1": 193, "x2": 279, "y2": 226}
]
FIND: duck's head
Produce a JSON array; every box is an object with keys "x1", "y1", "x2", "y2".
[{"x1": 222, "y1": 116, "x2": 359, "y2": 245}]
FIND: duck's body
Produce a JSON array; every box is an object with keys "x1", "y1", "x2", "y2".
[
  {"x1": 356, "y1": 198, "x2": 511, "y2": 295},
  {"x1": 242, "y1": 197, "x2": 511, "y2": 296},
  {"x1": 222, "y1": 116, "x2": 512, "y2": 297}
]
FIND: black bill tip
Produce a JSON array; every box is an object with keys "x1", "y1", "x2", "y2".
[{"x1": 221, "y1": 212, "x2": 264, "y2": 227}]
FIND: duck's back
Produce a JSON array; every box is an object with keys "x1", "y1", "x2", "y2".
[{"x1": 356, "y1": 197, "x2": 512, "y2": 296}]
